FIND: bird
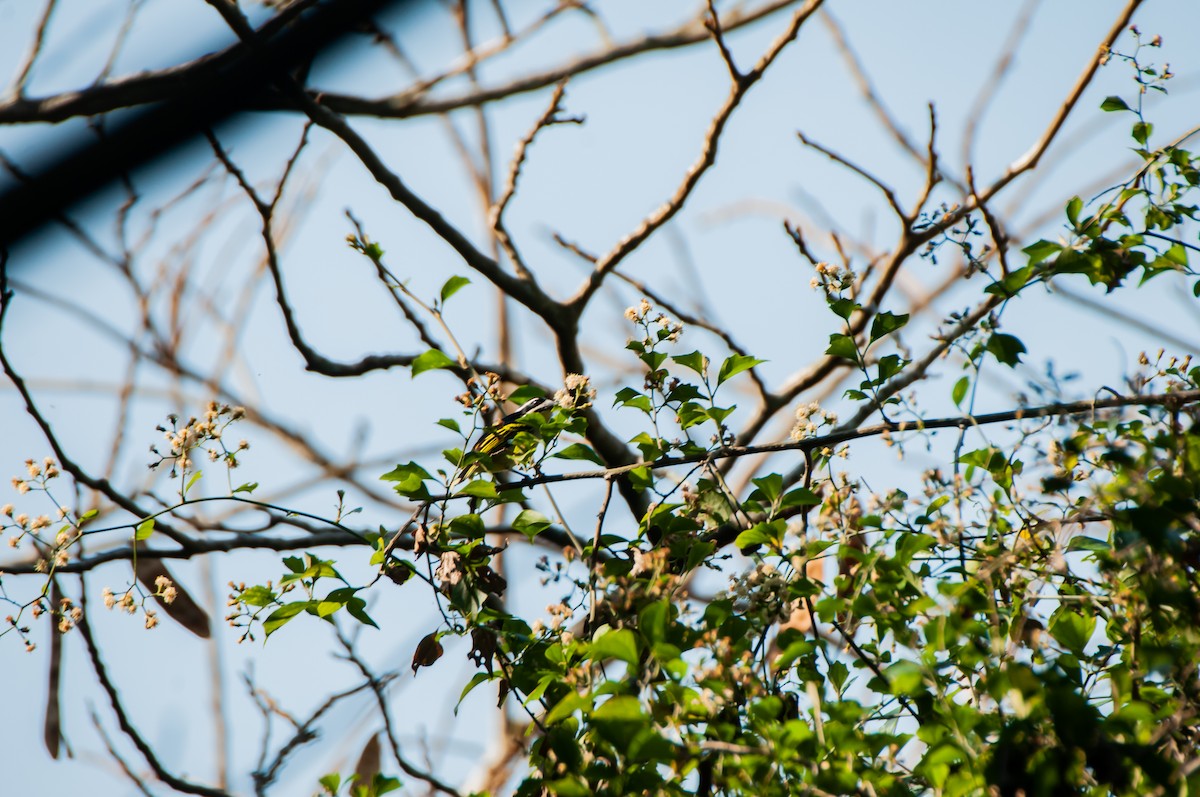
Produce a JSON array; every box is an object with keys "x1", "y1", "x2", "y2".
[{"x1": 457, "y1": 396, "x2": 557, "y2": 483}]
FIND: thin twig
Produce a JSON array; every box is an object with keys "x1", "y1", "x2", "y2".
[
  {"x1": 569, "y1": 0, "x2": 826, "y2": 311},
  {"x1": 77, "y1": 614, "x2": 234, "y2": 797},
  {"x1": 10, "y1": 0, "x2": 59, "y2": 97},
  {"x1": 490, "y1": 81, "x2": 582, "y2": 281}
]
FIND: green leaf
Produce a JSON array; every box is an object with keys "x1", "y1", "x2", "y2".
[
  {"x1": 869, "y1": 311, "x2": 909, "y2": 343},
  {"x1": 640, "y1": 350, "x2": 667, "y2": 371},
  {"x1": 456, "y1": 671, "x2": 492, "y2": 713},
  {"x1": 381, "y1": 461, "x2": 432, "y2": 482},
  {"x1": 1132, "y1": 121, "x2": 1153, "y2": 146},
  {"x1": 666, "y1": 383, "x2": 705, "y2": 403},
  {"x1": 551, "y1": 443, "x2": 605, "y2": 466},
  {"x1": 263, "y1": 600, "x2": 315, "y2": 637},
  {"x1": 232, "y1": 482, "x2": 258, "y2": 495},
  {"x1": 630, "y1": 431, "x2": 669, "y2": 461},
  {"x1": 1050, "y1": 610, "x2": 1095, "y2": 654},
  {"x1": 345, "y1": 597, "x2": 378, "y2": 629},
  {"x1": 985, "y1": 265, "x2": 1035, "y2": 297},
  {"x1": 827, "y1": 660, "x2": 849, "y2": 693},
  {"x1": 958, "y1": 446, "x2": 1004, "y2": 471},
  {"x1": 545, "y1": 691, "x2": 591, "y2": 726},
  {"x1": 885, "y1": 660, "x2": 925, "y2": 696},
  {"x1": 717, "y1": 354, "x2": 765, "y2": 386},
  {"x1": 751, "y1": 473, "x2": 783, "y2": 503},
  {"x1": 779, "y1": 487, "x2": 821, "y2": 510},
  {"x1": 676, "y1": 401, "x2": 707, "y2": 430},
  {"x1": 239, "y1": 585, "x2": 276, "y2": 607},
  {"x1": 1066, "y1": 536, "x2": 1107, "y2": 553},
  {"x1": 506, "y1": 385, "x2": 547, "y2": 405},
  {"x1": 374, "y1": 776, "x2": 402, "y2": 795},
  {"x1": 671, "y1": 350, "x2": 708, "y2": 376},
  {"x1": 1022, "y1": 239, "x2": 1062, "y2": 265},
  {"x1": 734, "y1": 521, "x2": 782, "y2": 551},
  {"x1": 638, "y1": 600, "x2": 671, "y2": 645},
  {"x1": 986, "y1": 333, "x2": 1026, "y2": 367},
  {"x1": 184, "y1": 470, "x2": 203, "y2": 495},
  {"x1": 1100, "y1": 95, "x2": 1130, "y2": 112},
  {"x1": 876, "y1": 353, "x2": 905, "y2": 381},
  {"x1": 589, "y1": 696, "x2": 652, "y2": 751},
  {"x1": 512, "y1": 509, "x2": 552, "y2": 540},
  {"x1": 1164, "y1": 242, "x2": 1189, "y2": 266},
  {"x1": 455, "y1": 480, "x2": 499, "y2": 500},
  {"x1": 951, "y1": 376, "x2": 970, "y2": 408},
  {"x1": 436, "y1": 417, "x2": 462, "y2": 433},
  {"x1": 135, "y1": 518, "x2": 155, "y2": 541},
  {"x1": 439, "y1": 275, "x2": 470, "y2": 304},
  {"x1": 825, "y1": 333, "x2": 859, "y2": 363},
  {"x1": 411, "y1": 349, "x2": 457, "y2": 377},
  {"x1": 449, "y1": 513, "x2": 485, "y2": 538},
  {"x1": 829, "y1": 297, "x2": 859, "y2": 320},
  {"x1": 380, "y1": 461, "x2": 432, "y2": 499},
  {"x1": 628, "y1": 465, "x2": 654, "y2": 492},
  {"x1": 706, "y1": 405, "x2": 736, "y2": 425},
  {"x1": 614, "y1": 387, "x2": 653, "y2": 414},
  {"x1": 589, "y1": 627, "x2": 640, "y2": 666},
  {"x1": 1066, "y1": 196, "x2": 1083, "y2": 227}
]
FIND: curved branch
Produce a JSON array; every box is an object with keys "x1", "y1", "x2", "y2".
[
  {"x1": 78, "y1": 613, "x2": 234, "y2": 797},
  {"x1": 568, "y1": 0, "x2": 826, "y2": 312}
]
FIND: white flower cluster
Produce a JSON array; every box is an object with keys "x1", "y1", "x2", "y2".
[
  {"x1": 809, "y1": 261, "x2": 857, "y2": 293},
  {"x1": 152, "y1": 402, "x2": 248, "y2": 475},
  {"x1": 555, "y1": 373, "x2": 597, "y2": 409},
  {"x1": 720, "y1": 562, "x2": 792, "y2": 622},
  {"x1": 624, "y1": 298, "x2": 684, "y2": 342},
  {"x1": 789, "y1": 402, "x2": 838, "y2": 441}
]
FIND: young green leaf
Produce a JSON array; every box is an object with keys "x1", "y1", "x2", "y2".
[
  {"x1": 135, "y1": 518, "x2": 155, "y2": 541},
  {"x1": 1164, "y1": 242, "x2": 1189, "y2": 266},
  {"x1": 1132, "y1": 121, "x2": 1152, "y2": 146},
  {"x1": 439, "y1": 275, "x2": 471, "y2": 304},
  {"x1": 1066, "y1": 196, "x2": 1083, "y2": 228},
  {"x1": 263, "y1": 600, "x2": 315, "y2": 637},
  {"x1": 717, "y1": 354, "x2": 765, "y2": 386},
  {"x1": 1100, "y1": 95, "x2": 1130, "y2": 112},
  {"x1": 411, "y1": 349, "x2": 457, "y2": 377},
  {"x1": 952, "y1": 376, "x2": 970, "y2": 408}
]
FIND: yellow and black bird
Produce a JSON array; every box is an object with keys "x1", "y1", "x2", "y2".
[{"x1": 459, "y1": 396, "x2": 556, "y2": 482}]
